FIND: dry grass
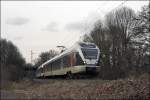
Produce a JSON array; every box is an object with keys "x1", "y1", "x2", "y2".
[{"x1": 1, "y1": 74, "x2": 150, "y2": 100}]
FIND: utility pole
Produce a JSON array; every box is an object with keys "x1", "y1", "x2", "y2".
[{"x1": 31, "y1": 50, "x2": 34, "y2": 64}]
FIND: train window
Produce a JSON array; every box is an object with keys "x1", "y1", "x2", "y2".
[
  {"x1": 51, "y1": 59, "x2": 61, "y2": 71},
  {"x1": 76, "y1": 53, "x2": 84, "y2": 65},
  {"x1": 43, "y1": 64, "x2": 47, "y2": 72},
  {"x1": 81, "y1": 48, "x2": 98, "y2": 59},
  {"x1": 56, "y1": 59, "x2": 61, "y2": 69},
  {"x1": 80, "y1": 43, "x2": 96, "y2": 48},
  {"x1": 63, "y1": 55, "x2": 69, "y2": 67},
  {"x1": 43, "y1": 65, "x2": 45, "y2": 71},
  {"x1": 52, "y1": 61, "x2": 56, "y2": 70},
  {"x1": 45, "y1": 63, "x2": 51, "y2": 71},
  {"x1": 51, "y1": 62, "x2": 54, "y2": 70},
  {"x1": 63, "y1": 56, "x2": 66, "y2": 67},
  {"x1": 47, "y1": 63, "x2": 52, "y2": 71},
  {"x1": 38, "y1": 68, "x2": 43, "y2": 73}
]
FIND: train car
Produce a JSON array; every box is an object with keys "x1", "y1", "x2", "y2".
[{"x1": 36, "y1": 42, "x2": 100, "y2": 78}]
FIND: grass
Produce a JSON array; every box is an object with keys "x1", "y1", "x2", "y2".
[{"x1": 1, "y1": 73, "x2": 150, "y2": 99}]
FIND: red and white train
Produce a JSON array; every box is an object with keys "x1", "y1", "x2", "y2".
[{"x1": 36, "y1": 42, "x2": 100, "y2": 78}]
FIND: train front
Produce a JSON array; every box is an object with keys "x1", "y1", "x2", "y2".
[{"x1": 79, "y1": 42, "x2": 100, "y2": 74}]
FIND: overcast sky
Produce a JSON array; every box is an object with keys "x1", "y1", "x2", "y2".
[{"x1": 1, "y1": 1, "x2": 149, "y2": 63}]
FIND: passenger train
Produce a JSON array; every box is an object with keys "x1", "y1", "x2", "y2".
[{"x1": 36, "y1": 42, "x2": 100, "y2": 78}]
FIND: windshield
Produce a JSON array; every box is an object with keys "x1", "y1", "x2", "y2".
[
  {"x1": 80, "y1": 43, "x2": 96, "y2": 48},
  {"x1": 81, "y1": 48, "x2": 98, "y2": 59}
]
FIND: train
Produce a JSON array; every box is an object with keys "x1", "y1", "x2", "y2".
[{"x1": 36, "y1": 42, "x2": 100, "y2": 78}]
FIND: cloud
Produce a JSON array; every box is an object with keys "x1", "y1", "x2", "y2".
[
  {"x1": 65, "y1": 20, "x2": 95, "y2": 34},
  {"x1": 42, "y1": 22, "x2": 59, "y2": 32},
  {"x1": 65, "y1": 11, "x2": 101, "y2": 33},
  {"x1": 6, "y1": 17, "x2": 30, "y2": 26},
  {"x1": 65, "y1": 21, "x2": 86, "y2": 31}
]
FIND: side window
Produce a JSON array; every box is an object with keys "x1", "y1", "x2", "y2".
[
  {"x1": 51, "y1": 59, "x2": 61, "y2": 71},
  {"x1": 63, "y1": 55, "x2": 69, "y2": 67},
  {"x1": 55, "y1": 59, "x2": 61, "y2": 70},
  {"x1": 53, "y1": 61, "x2": 57, "y2": 70},
  {"x1": 62, "y1": 52, "x2": 80, "y2": 67},
  {"x1": 44, "y1": 63, "x2": 51, "y2": 71},
  {"x1": 47, "y1": 63, "x2": 51, "y2": 71},
  {"x1": 51, "y1": 62, "x2": 54, "y2": 71},
  {"x1": 43, "y1": 65, "x2": 46, "y2": 72}
]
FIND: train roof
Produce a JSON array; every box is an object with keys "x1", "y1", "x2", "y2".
[{"x1": 38, "y1": 42, "x2": 98, "y2": 69}]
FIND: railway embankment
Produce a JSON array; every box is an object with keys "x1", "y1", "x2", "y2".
[{"x1": 1, "y1": 73, "x2": 149, "y2": 99}]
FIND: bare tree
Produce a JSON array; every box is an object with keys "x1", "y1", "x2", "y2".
[
  {"x1": 105, "y1": 7, "x2": 137, "y2": 77},
  {"x1": 130, "y1": 4, "x2": 150, "y2": 70},
  {"x1": 83, "y1": 20, "x2": 113, "y2": 79},
  {"x1": 83, "y1": 5, "x2": 149, "y2": 78}
]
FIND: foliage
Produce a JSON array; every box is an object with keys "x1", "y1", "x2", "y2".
[{"x1": 0, "y1": 39, "x2": 26, "y2": 81}]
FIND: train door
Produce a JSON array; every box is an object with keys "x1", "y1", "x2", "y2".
[
  {"x1": 76, "y1": 52, "x2": 84, "y2": 66},
  {"x1": 69, "y1": 52, "x2": 76, "y2": 67}
]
